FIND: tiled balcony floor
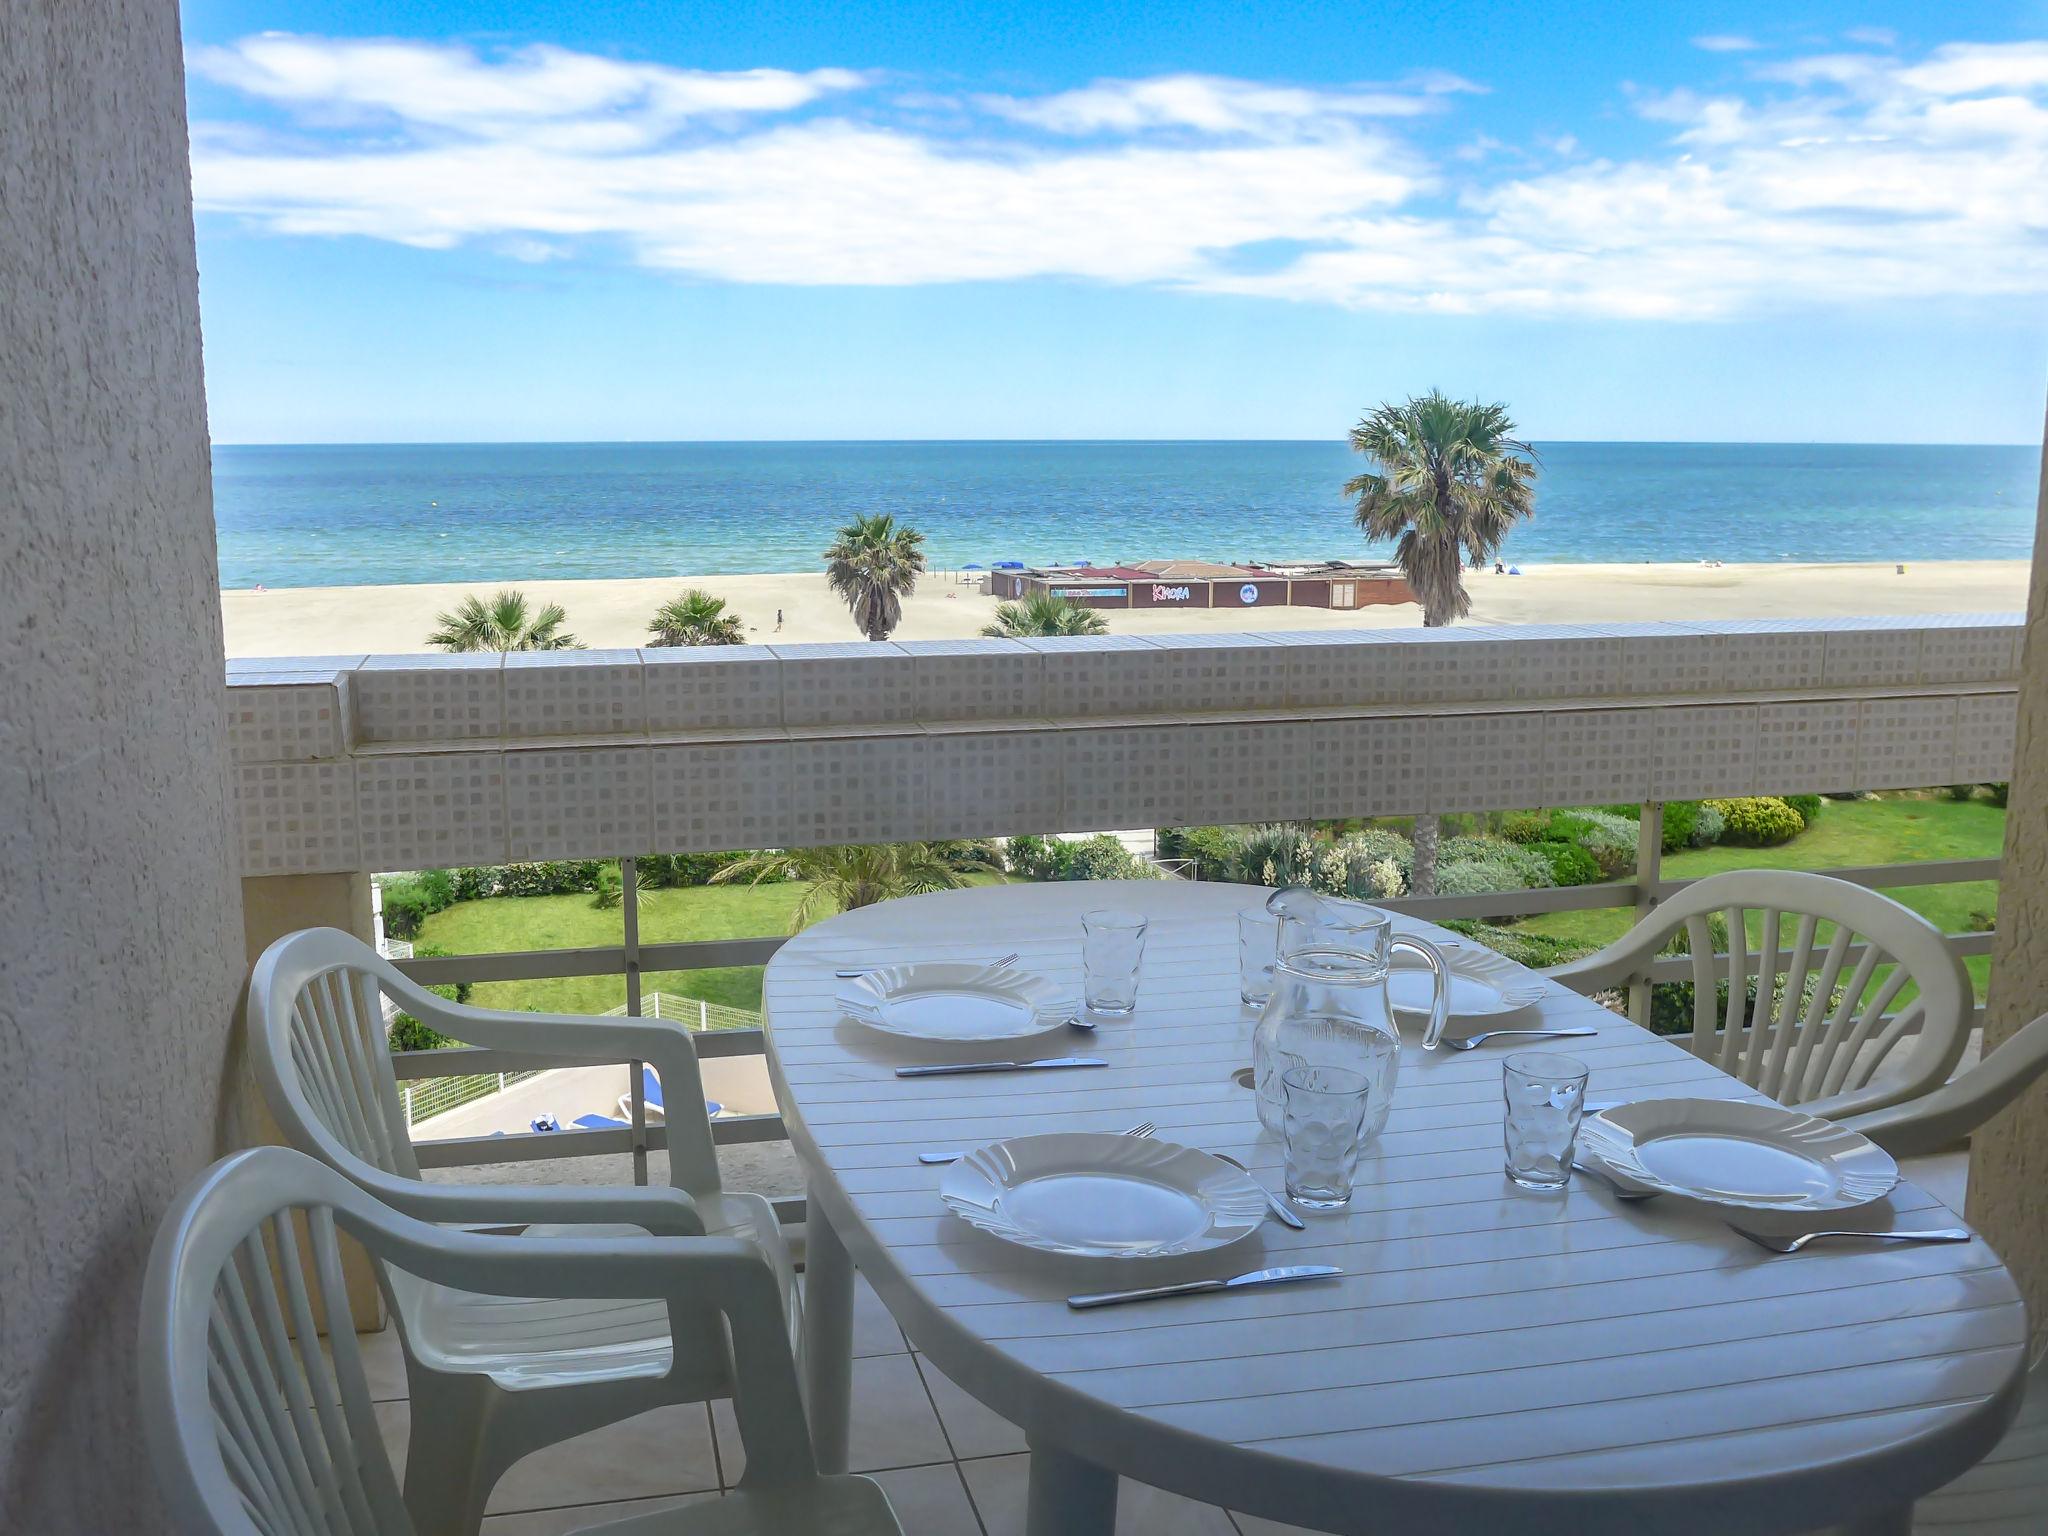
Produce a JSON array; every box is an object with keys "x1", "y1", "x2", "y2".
[{"x1": 364, "y1": 1268, "x2": 1309, "y2": 1536}]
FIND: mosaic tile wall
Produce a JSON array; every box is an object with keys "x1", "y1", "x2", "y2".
[{"x1": 225, "y1": 618, "x2": 2024, "y2": 873}]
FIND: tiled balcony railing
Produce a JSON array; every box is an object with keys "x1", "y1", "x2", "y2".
[{"x1": 226, "y1": 615, "x2": 2022, "y2": 1206}]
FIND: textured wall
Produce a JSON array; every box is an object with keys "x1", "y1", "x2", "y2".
[
  {"x1": 0, "y1": 2, "x2": 245, "y2": 1528},
  {"x1": 1970, "y1": 403, "x2": 2048, "y2": 1355}
]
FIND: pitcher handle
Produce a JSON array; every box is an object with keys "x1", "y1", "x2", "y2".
[{"x1": 1393, "y1": 936, "x2": 1452, "y2": 1050}]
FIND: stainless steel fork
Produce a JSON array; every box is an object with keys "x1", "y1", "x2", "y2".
[{"x1": 1727, "y1": 1224, "x2": 1972, "y2": 1254}]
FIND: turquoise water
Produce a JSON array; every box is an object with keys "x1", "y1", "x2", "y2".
[{"x1": 212, "y1": 440, "x2": 2039, "y2": 589}]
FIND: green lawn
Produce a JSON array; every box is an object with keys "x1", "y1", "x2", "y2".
[
  {"x1": 415, "y1": 874, "x2": 1006, "y2": 1017},
  {"x1": 1515, "y1": 795, "x2": 2005, "y2": 997},
  {"x1": 417, "y1": 881, "x2": 808, "y2": 1016}
]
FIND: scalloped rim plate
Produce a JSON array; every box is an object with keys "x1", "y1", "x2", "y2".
[
  {"x1": 1577, "y1": 1098, "x2": 1898, "y2": 1212},
  {"x1": 837, "y1": 961, "x2": 1075, "y2": 1045},
  {"x1": 1387, "y1": 943, "x2": 1547, "y2": 1023},
  {"x1": 940, "y1": 1132, "x2": 1270, "y2": 1259}
]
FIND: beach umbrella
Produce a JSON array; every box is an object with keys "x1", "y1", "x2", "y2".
[{"x1": 962, "y1": 562, "x2": 985, "y2": 570}]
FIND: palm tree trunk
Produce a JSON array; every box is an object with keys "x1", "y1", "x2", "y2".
[{"x1": 1410, "y1": 814, "x2": 1440, "y2": 897}]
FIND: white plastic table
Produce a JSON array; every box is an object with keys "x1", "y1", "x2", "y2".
[{"x1": 761, "y1": 880, "x2": 2027, "y2": 1536}]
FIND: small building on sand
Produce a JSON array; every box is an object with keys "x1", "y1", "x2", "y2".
[{"x1": 988, "y1": 558, "x2": 1416, "y2": 612}]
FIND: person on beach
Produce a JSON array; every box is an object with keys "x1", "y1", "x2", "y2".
[{"x1": 776, "y1": 608, "x2": 784, "y2": 631}]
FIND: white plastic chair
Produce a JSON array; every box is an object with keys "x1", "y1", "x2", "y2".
[
  {"x1": 1546, "y1": 870, "x2": 1973, "y2": 1122},
  {"x1": 1915, "y1": 1352, "x2": 2048, "y2": 1532},
  {"x1": 1841, "y1": 1011, "x2": 2048, "y2": 1157},
  {"x1": 247, "y1": 926, "x2": 797, "y2": 1536},
  {"x1": 141, "y1": 1146, "x2": 899, "y2": 1536}
]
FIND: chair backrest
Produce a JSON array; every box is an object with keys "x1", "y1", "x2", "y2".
[
  {"x1": 1604, "y1": 869, "x2": 1972, "y2": 1110},
  {"x1": 248, "y1": 928, "x2": 425, "y2": 1183},
  {"x1": 142, "y1": 1149, "x2": 415, "y2": 1536}
]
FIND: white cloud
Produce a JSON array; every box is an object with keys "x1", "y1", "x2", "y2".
[
  {"x1": 188, "y1": 33, "x2": 866, "y2": 150},
  {"x1": 187, "y1": 33, "x2": 2048, "y2": 320},
  {"x1": 1692, "y1": 35, "x2": 1762, "y2": 53},
  {"x1": 978, "y1": 71, "x2": 1485, "y2": 137}
]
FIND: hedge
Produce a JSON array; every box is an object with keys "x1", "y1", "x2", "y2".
[{"x1": 1705, "y1": 796, "x2": 1805, "y2": 847}]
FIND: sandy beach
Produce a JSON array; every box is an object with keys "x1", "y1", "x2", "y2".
[{"x1": 221, "y1": 560, "x2": 2030, "y2": 658}]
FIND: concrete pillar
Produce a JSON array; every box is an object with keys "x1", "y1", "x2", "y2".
[
  {"x1": 1967, "y1": 400, "x2": 2048, "y2": 1356},
  {"x1": 0, "y1": 3, "x2": 245, "y2": 1530}
]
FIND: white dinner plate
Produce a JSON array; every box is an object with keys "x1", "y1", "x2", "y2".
[
  {"x1": 940, "y1": 1132, "x2": 1270, "y2": 1259},
  {"x1": 1576, "y1": 1098, "x2": 1899, "y2": 1212},
  {"x1": 837, "y1": 961, "x2": 1075, "y2": 1045},
  {"x1": 1387, "y1": 944, "x2": 1546, "y2": 1023}
]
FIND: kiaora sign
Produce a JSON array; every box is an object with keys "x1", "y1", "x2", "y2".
[{"x1": 1151, "y1": 584, "x2": 1193, "y2": 602}]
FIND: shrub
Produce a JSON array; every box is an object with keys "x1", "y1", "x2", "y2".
[
  {"x1": 1156, "y1": 825, "x2": 1241, "y2": 882},
  {"x1": 1232, "y1": 824, "x2": 1319, "y2": 888},
  {"x1": 1942, "y1": 784, "x2": 1978, "y2": 802},
  {"x1": 388, "y1": 1013, "x2": 459, "y2": 1052},
  {"x1": 1968, "y1": 908, "x2": 1997, "y2": 932},
  {"x1": 1063, "y1": 835, "x2": 1160, "y2": 882},
  {"x1": 388, "y1": 940, "x2": 469, "y2": 1050},
  {"x1": 1705, "y1": 796, "x2": 1805, "y2": 846},
  {"x1": 1004, "y1": 835, "x2": 1056, "y2": 880},
  {"x1": 1500, "y1": 811, "x2": 1550, "y2": 845},
  {"x1": 1435, "y1": 839, "x2": 1557, "y2": 896},
  {"x1": 1439, "y1": 921, "x2": 1597, "y2": 970},
  {"x1": 1309, "y1": 830, "x2": 1413, "y2": 900},
  {"x1": 1781, "y1": 794, "x2": 1823, "y2": 823},
  {"x1": 1571, "y1": 809, "x2": 1639, "y2": 878},
  {"x1": 1650, "y1": 972, "x2": 1846, "y2": 1039},
  {"x1": 1533, "y1": 840, "x2": 1603, "y2": 886},
  {"x1": 1658, "y1": 801, "x2": 1697, "y2": 853},
  {"x1": 591, "y1": 863, "x2": 623, "y2": 909},
  {"x1": 1988, "y1": 782, "x2": 2010, "y2": 808},
  {"x1": 932, "y1": 838, "x2": 1005, "y2": 874},
  {"x1": 379, "y1": 868, "x2": 458, "y2": 940},
  {"x1": 1691, "y1": 802, "x2": 1725, "y2": 847}
]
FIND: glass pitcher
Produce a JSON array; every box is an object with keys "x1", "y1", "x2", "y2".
[{"x1": 1250, "y1": 887, "x2": 1451, "y2": 1138}]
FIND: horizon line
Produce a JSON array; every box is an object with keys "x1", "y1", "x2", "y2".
[{"x1": 212, "y1": 436, "x2": 2043, "y2": 450}]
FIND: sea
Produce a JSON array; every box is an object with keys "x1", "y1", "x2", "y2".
[{"x1": 211, "y1": 440, "x2": 2040, "y2": 590}]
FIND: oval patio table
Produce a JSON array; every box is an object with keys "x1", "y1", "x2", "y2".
[{"x1": 761, "y1": 880, "x2": 2027, "y2": 1536}]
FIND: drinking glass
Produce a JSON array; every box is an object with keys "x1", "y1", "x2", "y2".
[
  {"x1": 1081, "y1": 909, "x2": 1147, "y2": 1016},
  {"x1": 1237, "y1": 908, "x2": 1279, "y2": 1007},
  {"x1": 1503, "y1": 1052, "x2": 1590, "y2": 1190},
  {"x1": 1281, "y1": 1063, "x2": 1372, "y2": 1210}
]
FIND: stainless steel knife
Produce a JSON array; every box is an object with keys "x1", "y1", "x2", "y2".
[
  {"x1": 1067, "y1": 1264, "x2": 1342, "y2": 1310},
  {"x1": 896, "y1": 1056, "x2": 1107, "y2": 1078}
]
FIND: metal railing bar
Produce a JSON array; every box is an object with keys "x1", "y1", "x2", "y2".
[
  {"x1": 1380, "y1": 881, "x2": 1642, "y2": 921},
  {"x1": 1648, "y1": 857, "x2": 2001, "y2": 900},
  {"x1": 394, "y1": 934, "x2": 787, "y2": 988},
  {"x1": 411, "y1": 1111, "x2": 787, "y2": 1168},
  {"x1": 391, "y1": 1026, "x2": 766, "y2": 1080}
]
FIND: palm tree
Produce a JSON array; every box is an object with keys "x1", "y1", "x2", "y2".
[
  {"x1": 647, "y1": 588, "x2": 747, "y2": 647},
  {"x1": 712, "y1": 842, "x2": 997, "y2": 931},
  {"x1": 1346, "y1": 390, "x2": 1537, "y2": 627},
  {"x1": 427, "y1": 589, "x2": 580, "y2": 652},
  {"x1": 1347, "y1": 391, "x2": 1537, "y2": 892},
  {"x1": 824, "y1": 513, "x2": 926, "y2": 641},
  {"x1": 979, "y1": 592, "x2": 1109, "y2": 639}
]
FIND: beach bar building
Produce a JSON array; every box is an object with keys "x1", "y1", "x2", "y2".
[
  {"x1": 11, "y1": 8, "x2": 2048, "y2": 1536},
  {"x1": 990, "y1": 557, "x2": 1416, "y2": 611}
]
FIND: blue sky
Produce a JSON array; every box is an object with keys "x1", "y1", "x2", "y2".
[{"x1": 181, "y1": 1, "x2": 2048, "y2": 443}]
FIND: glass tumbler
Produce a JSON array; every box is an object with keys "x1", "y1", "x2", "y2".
[
  {"x1": 1081, "y1": 909, "x2": 1147, "y2": 1016},
  {"x1": 1281, "y1": 1063, "x2": 1372, "y2": 1210},
  {"x1": 1503, "y1": 1053, "x2": 1590, "y2": 1190},
  {"x1": 1237, "y1": 908, "x2": 1279, "y2": 1007}
]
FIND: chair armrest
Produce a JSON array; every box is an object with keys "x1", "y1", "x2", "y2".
[
  {"x1": 343, "y1": 1160, "x2": 706, "y2": 1237},
  {"x1": 1544, "y1": 951, "x2": 1638, "y2": 995},
  {"x1": 388, "y1": 988, "x2": 726, "y2": 1195},
  {"x1": 1842, "y1": 1013, "x2": 2048, "y2": 1159}
]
